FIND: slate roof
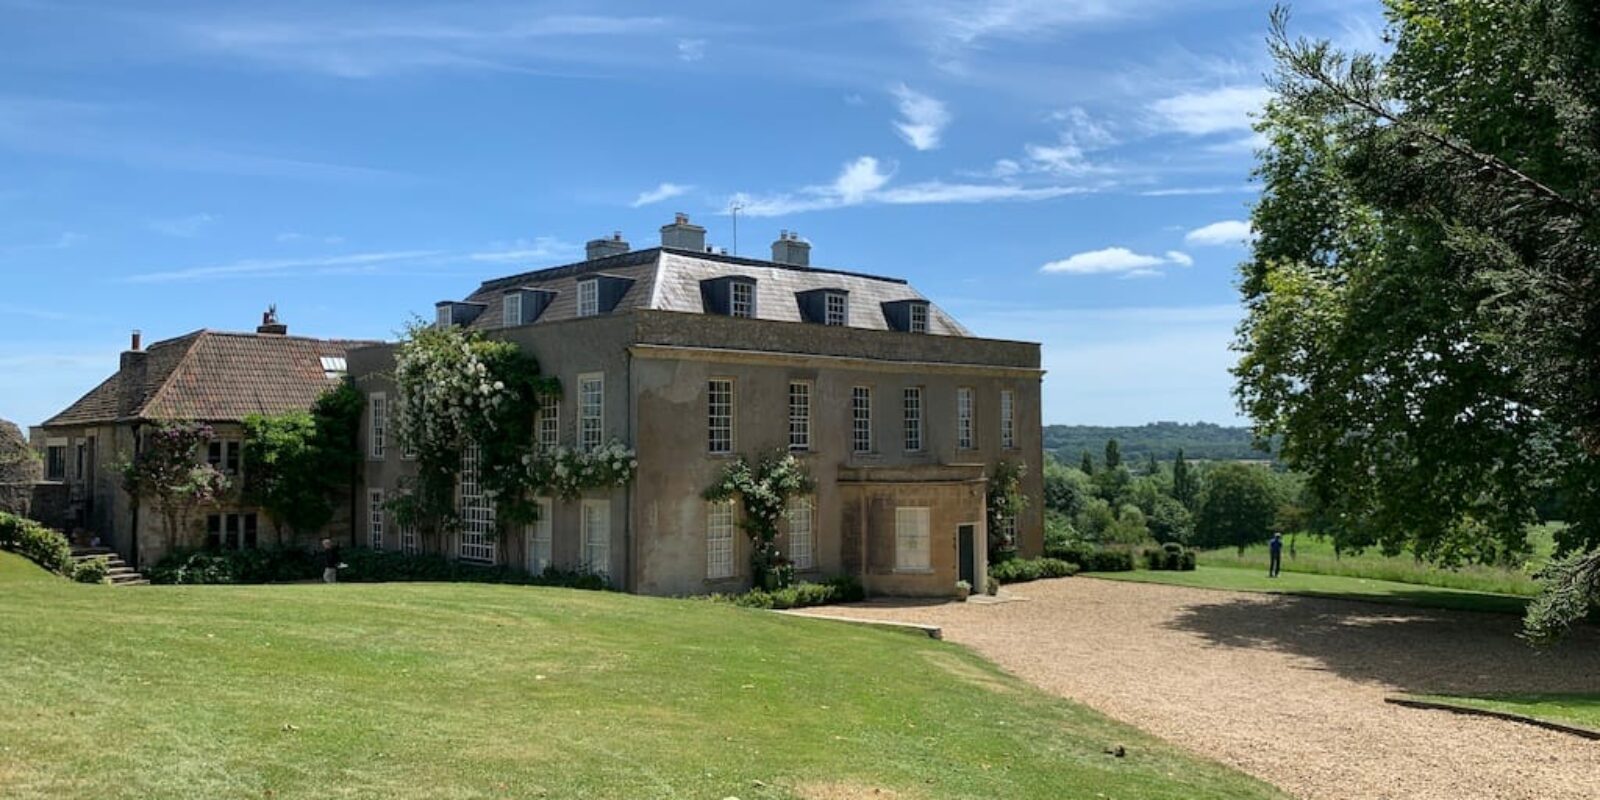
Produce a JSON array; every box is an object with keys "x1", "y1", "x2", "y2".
[
  {"x1": 456, "y1": 246, "x2": 971, "y2": 336},
  {"x1": 41, "y1": 331, "x2": 375, "y2": 428}
]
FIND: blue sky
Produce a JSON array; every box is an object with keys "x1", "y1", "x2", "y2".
[{"x1": 0, "y1": 0, "x2": 1385, "y2": 428}]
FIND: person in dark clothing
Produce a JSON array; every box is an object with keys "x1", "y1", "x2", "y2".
[
  {"x1": 1268, "y1": 532, "x2": 1283, "y2": 578},
  {"x1": 321, "y1": 538, "x2": 342, "y2": 584}
]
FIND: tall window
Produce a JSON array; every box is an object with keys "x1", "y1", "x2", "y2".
[
  {"x1": 74, "y1": 442, "x2": 86, "y2": 481},
  {"x1": 825, "y1": 292, "x2": 848, "y2": 326},
  {"x1": 730, "y1": 281, "x2": 755, "y2": 318},
  {"x1": 503, "y1": 292, "x2": 523, "y2": 327},
  {"x1": 996, "y1": 514, "x2": 1018, "y2": 550},
  {"x1": 207, "y1": 440, "x2": 241, "y2": 475},
  {"x1": 458, "y1": 443, "x2": 495, "y2": 563},
  {"x1": 787, "y1": 496, "x2": 814, "y2": 571},
  {"x1": 436, "y1": 305, "x2": 452, "y2": 329},
  {"x1": 706, "y1": 501, "x2": 736, "y2": 579},
  {"x1": 581, "y1": 499, "x2": 609, "y2": 575},
  {"x1": 708, "y1": 378, "x2": 734, "y2": 454},
  {"x1": 577, "y1": 278, "x2": 599, "y2": 317},
  {"x1": 851, "y1": 386, "x2": 872, "y2": 454},
  {"x1": 44, "y1": 442, "x2": 66, "y2": 481},
  {"x1": 1000, "y1": 389, "x2": 1015, "y2": 450},
  {"x1": 208, "y1": 512, "x2": 259, "y2": 550},
  {"x1": 578, "y1": 373, "x2": 604, "y2": 452},
  {"x1": 957, "y1": 387, "x2": 974, "y2": 450},
  {"x1": 399, "y1": 520, "x2": 418, "y2": 555},
  {"x1": 788, "y1": 381, "x2": 811, "y2": 452},
  {"x1": 909, "y1": 302, "x2": 928, "y2": 333},
  {"x1": 369, "y1": 393, "x2": 387, "y2": 459},
  {"x1": 895, "y1": 507, "x2": 931, "y2": 572},
  {"x1": 903, "y1": 387, "x2": 923, "y2": 452},
  {"x1": 527, "y1": 498, "x2": 552, "y2": 574},
  {"x1": 368, "y1": 488, "x2": 385, "y2": 550},
  {"x1": 538, "y1": 393, "x2": 560, "y2": 451}
]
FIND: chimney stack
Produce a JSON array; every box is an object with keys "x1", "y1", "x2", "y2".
[
  {"x1": 585, "y1": 231, "x2": 631, "y2": 261},
  {"x1": 118, "y1": 329, "x2": 148, "y2": 418},
  {"x1": 659, "y1": 212, "x2": 706, "y2": 252},
  {"x1": 130, "y1": 329, "x2": 142, "y2": 351},
  {"x1": 771, "y1": 230, "x2": 811, "y2": 266},
  {"x1": 256, "y1": 305, "x2": 288, "y2": 335}
]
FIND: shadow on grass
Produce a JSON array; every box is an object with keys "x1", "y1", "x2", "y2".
[{"x1": 1162, "y1": 592, "x2": 1600, "y2": 696}]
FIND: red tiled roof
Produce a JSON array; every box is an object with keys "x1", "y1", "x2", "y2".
[{"x1": 41, "y1": 331, "x2": 375, "y2": 427}]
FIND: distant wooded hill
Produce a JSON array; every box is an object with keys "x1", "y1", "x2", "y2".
[{"x1": 1044, "y1": 422, "x2": 1273, "y2": 464}]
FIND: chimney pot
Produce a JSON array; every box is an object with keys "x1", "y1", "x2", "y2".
[
  {"x1": 130, "y1": 330, "x2": 142, "y2": 351},
  {"x1": 771, "y1": 231, "x2": 812, "y2": 266},
  {"x1": 587, "y1": 233, "x2": 631, "y2": 260},
  {"x1": 256, "y1": 305, "x2": 288, "y2": 335},
  {"x1": 659, "y1": 213, "x2": 707, "y2": 251}
]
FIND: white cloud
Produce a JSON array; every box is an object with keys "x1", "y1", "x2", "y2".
[
  {"x1": 148, "y1": 212, "x2": 216, "y2": 237},
  {"x1": 468, "y1": 237, "x2": 577, "y2": 263},
  {"x1": 676, "y1": 38, "x2": 705, "y2": 62},
  {"x1": 890, "y1": 84, "x2": 950, "y2": 151},
  {"x1": 1040, "y1": 246, "x2": 1191, "y2": 275},
  {"x1": 834, "y1": 156, "x2": 893, "y2": 202},
  {"x1": 631, "y1": 182, "x2": 692, "y2": 207},
  {"x1": 1184, "y1": 219, "x2": 1255, "y2": 247},
  {"x1": 1009, "y1": 108, "x2": 1115, "y2": 177},
  {"x1": 1150, "y1": 86, "x2": 1272, "y2": 135},
  {"x1": 126, "y1": 250, "x2": 444, "y2": 283},
  {"x1": 731, "y1": 155, "x2": 1090, "y2": 217},
  {"x1": 276, "y1": 232, "x2": 345, "y2": 244},
  {"x1": 878, "y1": 181, "x2": 1086, "y2": 205}
]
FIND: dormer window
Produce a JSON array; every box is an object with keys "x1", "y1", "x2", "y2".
[
  {"x1": 825, "y1": 292, "x2": 848, "y2": 326},
  {"x1": 730, "y1": 280, "x2": 755, "y2": 318},
  {"x1": 909, "y1": 302, "x2": 928, "y2": 333},
  {"x1": 503, "y1": 293, "x2": 523, "y2": 327},
  {"x1": 436, "y1": 304, "x2": 452, "y2": 329},
  {"x1": 577, "y1": 278, "x2": 599, "y2": 317}
]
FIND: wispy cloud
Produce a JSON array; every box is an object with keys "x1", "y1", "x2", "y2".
[
  {"x1": 276, "y1": 232, "x2": 345, "y2": 245},
  {"x1": 1040, "y1": 246, "x2": 1191, "y2": 276},
  {"x1": 468, "y1": 237, "x2": 577, "y2": 264},
  {"x1": 1017, "y1": 107, "x2": 1115, "y2": 176},
  {"x1": 125, "y1": 250, "x2": 445, "y2": 283},
  {"x1": 631, "y1": 182, "x2": 693, "y2": 208},
  {"x1": 732, "y1": 155, "x2": 1090, "y2": 217},
  {"x1": 0, "y1": 230, "x2": 84, "y2": 255},
  {"x1": 1185, "y1": 219, "x2": 1255, "y2": 247},
  {"x1": 890, "y1": 84, "x2": 950, "y2": 151},
  {"x1": 1149, "y1": 86, "x2": 1272, "y2": 135},
  {"x1": 148, "y1": 212, "x2": 216, "y2": 238},
  {"x1": 676, "y1": 38, "x2": 706, "y2": 62},
  {"x1": 0, "y1": 303, "x2": 80, "y2": 322}
]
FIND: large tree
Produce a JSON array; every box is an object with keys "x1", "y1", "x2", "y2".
[
  {"x1": 1193, "y1": 463, "x2": 1280, "y2": 554},
  {"x1": 1241, "y1": 1, "x2": 1600, "y2": 641}
]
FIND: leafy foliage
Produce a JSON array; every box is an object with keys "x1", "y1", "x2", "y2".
[
  {"x1": 988, "y1": 557, "x2": 1079, "y2": 585},
  {"x1": 1045, "y1": 422, "x2": 1269, "y2": 463},
  {"x1": 120, "y1": 421, "x2": 230, "y2": 550},
  {"x1": 242, "y1": 382, "x2": 364, "y2": 539},
  {"x1": 523, "y1": 440, "x2": 637, "y2": 501},
  {"x1": 710, "y1": 577, "x2": 865, "y2": 610},
  {"x1": 0, "y1": 511, "x2": 76, "y2": 576},
  {"x1": 985, "y1": 459, "x2": 1029, "y2": 558},
  {"x1": 1193, "y1": 464, "x2": 1279, "y2": 554},
  {"x1": 704, "y1": 450, "x2": 814, "y2": 590}
]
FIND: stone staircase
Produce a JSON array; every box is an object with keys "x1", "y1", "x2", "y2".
[{"x1": 70, "y1": 547, "x2": 148, "y2": 586}]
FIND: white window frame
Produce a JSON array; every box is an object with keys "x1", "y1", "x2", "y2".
[
  {"x1": 851, "y1": 386, "x2": 872, "y2": 454},
  {"x1": 538, "y1": 393, "x2": 561, "y2": 451},
  {"x1": 707, "y1": 378, "x2": 734, "y2": 455},
  {"x1": 369, "y1": 393, "x2": 387, "y2": 460},
  {"x1": 706, "y1": 501, "x2": 736, "y2": 580},
  {"x1": 436, "y1": 305, "x2": 452, "y2": 329},
  {"x1": 903, "y1": 387, "x2": 923, "y2": 453},
  {"x1": 577, "y1": 278, "x2": 599, "y2": 317},
  {"x1": 458, "y1": 442, "x2": 495, "y2": 563},
  {"x1": 399, "y1": 519, "x2": 419, "y2": 555},
  {"x1": 729, "y1": 280, "x2": 755, "y2": 318},
  {"x1": 1000, "y1": 389, "x2": 1016, "y2": 450},
  {"x1": 578, "y1": 373, "x2": 604, "y2": 452},
  {"x1": 788, "y1": 381, "x2": 811, "y2": 452},
  {"x1": 824, "y1": 292, "x2": 848, "y2": 326},
  {"x1": 503, "y1": 292, "x2": 523, "y2": 327},
  {"x1": 908, "y1": 302, "x2": 928, "y2": 333},
  {"x1": 787, "y1": 496, "x2": 814, "y2": 571},
  {"x1": 527, "y1": 498, "x2": 553, "y2": 574},
  {"x1": 895, "y1": 507, "x2": 932, "y2": 572},
  {"x1": 368, "y1": 488, "x2": 385, "y2": 551},
  {"x1": 957, "y1": 387, "x2": 975, "y2": 450},
  {"x1": 581, "y1": 499, "x2": 610, "y2": 575}
]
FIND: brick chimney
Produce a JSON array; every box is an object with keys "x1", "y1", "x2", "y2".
[
  {"x1": 659, "y1": 212, "x2": 706, "y2": 252},
  {"x1": 586, "y1": 231, "x2": 630, "y2": 261},
  {"x1": 257, "y1": 305, "x2": 288, "y2": 335},
  {"x1": 771, "y1": 230, "x2": 811, "y2": 266},
  {"x1": 117, "y1": 329, "x2": 147, "y2": 419}
]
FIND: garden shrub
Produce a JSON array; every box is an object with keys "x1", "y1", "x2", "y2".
[
  {"x1": 149, "y1": 545, "x2": 612, "y2": 590},
  {"x1": 1046, "y1": 542, "x2": 1135, "y2": 572},
  {"x1": 712, "y1": 576, "x2": 864, "y2": 610},
  {"x1": 73, "y1": 557, "x2": 110, "y2": 584},
  {"x1": 1142, "y1": 543, "x2": 1197, "y2": 571},
  {"x1": 149, "y1": 547, "x2": 320, "y2": 585},
  {"x1": 989, "y1": 557, "x2": 1079, "y2": 585},
  {"x1": 0, "y1": 510, "x2": 76, "y2": 576}
]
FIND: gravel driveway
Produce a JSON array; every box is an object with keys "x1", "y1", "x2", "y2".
[{"x1": 797, "y1": 578, "x2": 1600, "y2": 800}]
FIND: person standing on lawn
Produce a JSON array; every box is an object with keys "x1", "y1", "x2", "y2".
[
  {"x1": 1268, "y1": 532, "x2": 1283, "y2": 578},
  {"x1": 321, "y1": 538, "x2": 342, "y2": 583}
]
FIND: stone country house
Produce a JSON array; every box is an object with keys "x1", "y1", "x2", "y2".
[
  {"x1": 31, "y1": 313, "x2": 373, "y2": 568},
  {"x1": 353, "y1": 215, "x2": 1045, "y2": 597}
]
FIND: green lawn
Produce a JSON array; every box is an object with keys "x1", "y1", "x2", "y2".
[
  {"x1": 1192, "y1": 525, "x2": 1562, "y2": 598},
  {"x1": 0, "y1": 551, "x2": 1282, "y2": 800},
  {"x1": 1087, "y1": 564, "x2": 1530, "y2": 615},
  {"x1": 1405, "y1": 693, "x2": 1600, "y2": 732}
]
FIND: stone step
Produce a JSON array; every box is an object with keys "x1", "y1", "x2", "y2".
[{"x1": 109, "y1": 573, "x2": 146, "y2": 585}]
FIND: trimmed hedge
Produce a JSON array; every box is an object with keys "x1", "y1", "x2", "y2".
[
  {"x1": 713, "y1": 577, "x2": 865, "y2": 610},
  {"x1": 989, "y1": 557, "x2": 1079, "y2": 585},
  {"x1": 149, "y1": 545, "x2": 612, "y2": 590},
  {"x1": 1142, "y1": 542, "x2": 1197, "y2": 571},
  {"x1": 0, "y1": 510, "x2": 77, "y2": 577},
  {"x1": 1046, "y1": 543, "x2": 1136, "y2": 573},
  {"x1": 73, "y1": 557, "x2": 110, "y2": 584}
]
